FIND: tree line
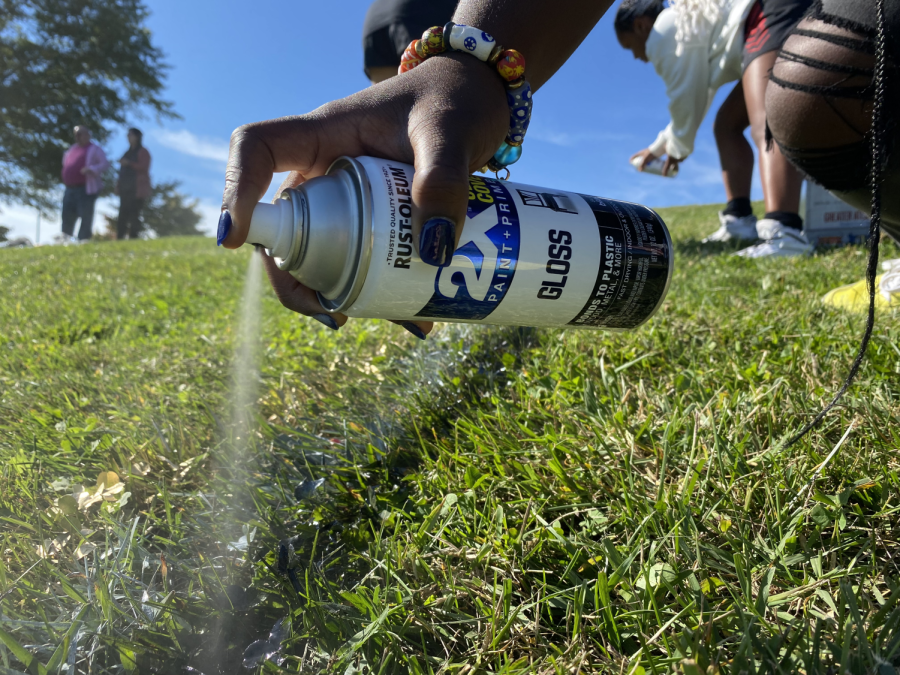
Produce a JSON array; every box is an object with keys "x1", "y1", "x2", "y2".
[{"x1": 0, "y1": 0, "x2": 202, "y2": 237}]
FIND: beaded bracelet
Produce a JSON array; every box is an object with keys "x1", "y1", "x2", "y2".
[{"x1": 399, "y1": 23, "x2": 532, "y2": 179}]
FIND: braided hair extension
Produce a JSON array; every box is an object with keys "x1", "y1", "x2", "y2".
[
  {"x1": 670, "y1": 0, "x2": 725, "y2": 54},
  {"x1": 786, "y1": 0, "x2": 888, "y2": 448}
]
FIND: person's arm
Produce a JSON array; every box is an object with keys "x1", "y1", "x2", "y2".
[
  {"x1": 223, "y1": 0, "x2": 614, "y2": 245},
  {"x1": 452, "y1": 1, "x2": 613, "y2": 92},
  {"x1": 85, "y1": 146, "x2": 110, "y2": 176},
  {"x1": 630, "y1": 129, "x2": 669, "y2": 172},
  {"x1": 221, "y1": 0, "x2": 615, "y2": 331},
  {"x1": 654, "y1": 43, "x2": 710, "y2": 160},
  {"x1": 96, "y1": 147, "x2": 110, "y2": 174},
  {"x1": 647, "y1": 130, "x2": 668, "y2": 158}
]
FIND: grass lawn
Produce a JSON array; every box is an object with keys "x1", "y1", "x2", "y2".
[{"x1": 1, "y1": 203, "x2": 899, "y2": 674}]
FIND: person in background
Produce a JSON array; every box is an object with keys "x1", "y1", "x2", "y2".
[
  {"x1": 618, "y1": 0, "x2": 813, "y2": 257},
  {"x1": 116, "y1": 128, "x2": 152, "y2": 240},
  {"x1": 61, "y1": 125, "x2": 109, "y2": 242},
  {"x1": 363, "y1": 0, "x2": 460, "y2": 84}
]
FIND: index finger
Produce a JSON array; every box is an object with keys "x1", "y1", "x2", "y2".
[{"x1": 220, "y1": 111, "x2": 366, "y2": 249}]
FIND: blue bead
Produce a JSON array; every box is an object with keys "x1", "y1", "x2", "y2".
[{"x1": 492, "y1": 142, "x2": 522, "y2": 167}]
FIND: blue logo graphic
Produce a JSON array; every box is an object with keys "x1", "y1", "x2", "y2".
[
  {"x1": 464, "y1": 36, "x2": 477, "y2": 51},
  {"x1": 416, "y1": 179, "x2": 520, "y2": 320}
]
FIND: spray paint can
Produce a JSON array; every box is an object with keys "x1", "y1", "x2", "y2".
[
  {"x1": 246, "y1": 156, "x2": 673, "y2": 330},
  {"x1": 630, "y1": 154, "x2": 678, "y2": 178}
]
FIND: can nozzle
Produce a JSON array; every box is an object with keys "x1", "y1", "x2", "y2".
[{"x1": 247, "y1": 199, "x2": 294, "y2": 259}]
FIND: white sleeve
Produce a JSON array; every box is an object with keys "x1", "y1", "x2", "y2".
[
  {"x1": 648, "y1": 129, "x2": 669, "y2": 157},
  {"x1": 655, "y1": 43, "x2": 711, "y2": 160}
]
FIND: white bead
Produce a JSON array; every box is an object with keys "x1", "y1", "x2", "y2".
[{"x1": 449, "y1": 24, "x2": 495, "y2": 62}]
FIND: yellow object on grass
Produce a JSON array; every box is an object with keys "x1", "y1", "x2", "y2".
[{"x1": 822, "y1": 259, "x2": 900, "y2": 311}]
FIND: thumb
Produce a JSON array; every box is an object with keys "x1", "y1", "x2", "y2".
[{"x1": 410, "y1": 140, "x2": 471, "y2": 268}]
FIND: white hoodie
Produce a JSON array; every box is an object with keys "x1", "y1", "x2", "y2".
[{"x1": 646, "y1": 0, "x2": 756, "y2": 160}]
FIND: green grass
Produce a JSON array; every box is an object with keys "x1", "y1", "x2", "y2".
[{"x1": 1, "y1": 204, "x2": 900, "y2": 674}]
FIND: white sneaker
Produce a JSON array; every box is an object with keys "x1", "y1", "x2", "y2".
[
  {"x1": 880, "y1": 259, "x2": 900, "y2": 300},
  {"x1": 52, "y1": 233, "x2": 75, "y2": 246},
  {"x1": 702, "y1": 212, "x2": 759, "y2": 243},
  {"x1": 735, "y1": 219, "x2": 813, "y2": 258}
]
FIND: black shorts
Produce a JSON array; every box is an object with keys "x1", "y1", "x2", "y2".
[
  {"x1": 362, "y1": 0, "x2": 459, "y2": 78},
  {"x1": 742, "y1": 0, "x2": 815, "y2": 70}
]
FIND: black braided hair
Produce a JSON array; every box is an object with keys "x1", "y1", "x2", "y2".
[
  {"x1": 787, "y1": 0, "x2": 888, "y2": 447},
  {"x1": 615, "y1": 0, "x2": 665, "y2": 33}
]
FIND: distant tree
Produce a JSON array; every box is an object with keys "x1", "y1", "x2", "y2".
[
  {"x1": 104, "y1": 181, "x2": 204, "y2": 238},
  {"x1": 0, "y1": 225, "x2": 8, "y2": 242},
  {"x1": 0, "y1": 0, "x2": 177, "y2": 209}
]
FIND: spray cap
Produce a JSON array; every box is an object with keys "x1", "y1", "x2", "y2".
[{"x1": 246, "y1": 198, "x2": 294, "y2": 259}]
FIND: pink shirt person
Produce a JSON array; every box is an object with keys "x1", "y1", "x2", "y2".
[
  {"x1": 62, "y1": 144, "x2": 89, "y2": 186},
  {"x1": 61, "y1": 128, "x2": 109, "y2": 195}
]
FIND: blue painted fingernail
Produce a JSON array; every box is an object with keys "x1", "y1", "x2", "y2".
[
  {"x1": 311, "y1": 313, "x2": 338, "y2": 330},
  {"x1": 419, "y1": 217, "x2": 455, "y2": 267},
  {"x1": 400, "y1": 321, "x2": 426, "y2": 340},
  {"x1": 217, "y1": 210, "x2": 232, "y2": 246}
]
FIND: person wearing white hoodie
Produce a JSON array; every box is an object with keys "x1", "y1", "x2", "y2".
[{"x1": 617, "y1": 0, "x2": 814, "y2": 257}]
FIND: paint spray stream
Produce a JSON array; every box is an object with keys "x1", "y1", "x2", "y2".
[
  {"x1": 229, "y1": 249, "x2": 263, "y2": 458},
  {"x1": 198, "y1": 249, "x2": 264, "y2": 674}
]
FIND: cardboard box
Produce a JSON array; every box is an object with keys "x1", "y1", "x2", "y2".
[{"x1": 804, "y1": 182, "x2": 870, "y2": 247}]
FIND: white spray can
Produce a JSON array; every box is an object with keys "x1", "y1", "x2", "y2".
[
  {"x1": 630, "y1": 154, "x2": 678, "y2": 177},
  {"x1": 246, "y1": 156, "x2": 673, "y2": 330}
]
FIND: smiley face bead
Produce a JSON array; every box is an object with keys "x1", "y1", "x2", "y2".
[
  {"x1": 448, "y1": 24, "x2": 496, "y2": 62},
  {"x1": 496, "y1": 49, "x2": 526, "y2": 82}
]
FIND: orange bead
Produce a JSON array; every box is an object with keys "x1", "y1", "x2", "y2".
[
  {"x1": 399, "y1": 40, "x2": 425, "y2": 74},
  {"x1": 495, "y1": 49, "x2": 526, "y2": 82},
  {"x1": 421, "y1": 26, "x2": 445, "y2": 55}
]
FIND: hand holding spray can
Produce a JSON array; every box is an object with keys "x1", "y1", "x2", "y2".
[
  {"x1": 630, "y1": 154, "x2": 678, "y2": 177},
  {"x1": 245, "y1": 156, "x2": 673, "y2": 330}
]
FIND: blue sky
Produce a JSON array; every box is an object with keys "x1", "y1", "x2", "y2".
[{"x1": 4, "y1": 0, "x2": 763, "y2": 243}]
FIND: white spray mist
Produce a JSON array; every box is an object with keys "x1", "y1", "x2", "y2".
[{"x1": 229, "y1": 249, "x2": 263, "y2": 456}]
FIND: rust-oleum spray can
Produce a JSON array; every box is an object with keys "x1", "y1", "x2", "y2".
[{"x1": 246, "y1": 156, "x2": 673, "y2": 330}]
